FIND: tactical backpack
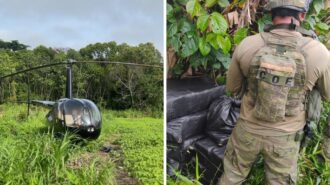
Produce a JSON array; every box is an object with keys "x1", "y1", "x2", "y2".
[{"x1": 247, "y1": 32, "x2": 308, "y2": 122}]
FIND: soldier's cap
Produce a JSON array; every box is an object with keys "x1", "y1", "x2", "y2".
[{"x1": 265, "y1": 0, "x2": 312, "y2": 13}]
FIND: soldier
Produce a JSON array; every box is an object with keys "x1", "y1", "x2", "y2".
[{"x1": 219, "y1": 0, "x2": 330, "y2": 184}]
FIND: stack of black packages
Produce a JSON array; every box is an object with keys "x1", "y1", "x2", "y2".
[
  {"x1": 192, "y1": 96, "x2": 241, "y2": 184},
  {"x1": 167, "y1": 77, "x2": 225, "y2": 177},
  {"x1": 167, "y1": 77, "x2": 241, "y2": 185}
]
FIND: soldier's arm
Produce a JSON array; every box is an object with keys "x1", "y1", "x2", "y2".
[
  {"x1": 315, "y1": 48, "x2": 330, "y2": 161},
  {"x1": 226, "y1": 47, "x2": 244, "y2": 96},
  {"x1": 316, "y1": 64, "x2": 330, "y2": 108},
  {"x1": 317, "y1": 65, "x2": 330, "y2": 102},
  {"x1": 305, "y1": 40, "x2": 330, "y2": 100}
]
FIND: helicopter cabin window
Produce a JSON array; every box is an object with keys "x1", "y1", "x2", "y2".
[
  {"x1": 85, "y1": 100, "x2": 101, "y2": 123},
  {"x1": 63, "y1": 100, "x2": 92, "y2": 127}
]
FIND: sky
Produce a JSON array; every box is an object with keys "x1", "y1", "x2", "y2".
[{"x1": 0, "y1": 0, "x2": 164, "y2": 55}]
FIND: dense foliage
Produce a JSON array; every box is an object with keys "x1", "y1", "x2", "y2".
[
  {"x1": 167, "y1": 0, "x2": 329, "y2": 80},
  {"x1": 0, "y1": 41, "x2": 163, "y2": 111}
]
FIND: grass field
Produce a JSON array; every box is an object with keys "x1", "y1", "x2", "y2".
[{"x1": 0, "y1": 104, "x2": 163, "y2": 185}]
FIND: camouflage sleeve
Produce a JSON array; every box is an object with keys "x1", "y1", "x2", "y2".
[
  {"x1": 320, "y1": 52, "x2": 330, "y2": 162},
  {"x1": 225, "y1": 47, "x2": 244, "y2": 96},
  {"x1": 317, "y1": 64, "x2": 330, "y2": 102}
]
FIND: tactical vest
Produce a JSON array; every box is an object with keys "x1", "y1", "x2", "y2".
[{"x1": 247, "y1": 32, "x2": 307, "y2": 122}]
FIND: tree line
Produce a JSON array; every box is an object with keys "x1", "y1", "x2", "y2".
[{"x1": 0, "y1": 40, "x2": 163, "y2": 111}]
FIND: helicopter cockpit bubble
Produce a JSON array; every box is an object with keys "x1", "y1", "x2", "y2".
[{"x1": 60, "y1": 99, "x2": 102, "y2": 139}]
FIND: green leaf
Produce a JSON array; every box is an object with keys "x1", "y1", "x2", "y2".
[
  {"x1": 195, "y1": 154, "x2": 200, "y2": 180},
  {"x1": 313, "y1": 0, "x2": 324, "y2": 14},
  {"x1": 206, "y1": 33, "x2": 219, "y2": 49},
  {"x1": 168, "y1": 22, "x2": 178, "y2": 37},
  {"x1": 167, "y1": 4, "x2": 174, "y2": 21},
  {"x1": 176, "y1": 0, "x2": 189, "y2": 5},
  {"x1": 167, "y1": 3, "x2": 173, "y2": 16},
  {"x1": 186, "y1": 0, "x2": 202, "y2": 17},
  {"x1": 212, "y1": 62, "x2": 221, "y2": 69},
  {"x1": 316, "y1": 22, "x2": 329, "y2": 31},
  {"x1": 181, "y1": 32, "x2": 199, "y2": 57},
  {"x1": 206, "y1": 32, "x2": 216, "y2": 42},
  {"x1": 218, "y1": 0, "x2": 230, "y2": 7},
  {"x1": 217, "y1": 35, "x2": 231, "y2": 54},
  {"x1": 179, "y1": 19, "x2": 194, "y2": 33},
  {"x1": 190, "y1": 54, "x2": 208, "y2": 69},
  {"x1": 205, "y1": 0, "x2": 217, "y2": 8},
  {"x1": 198, "y1": 37, "x2": 211, "y2": 56},
  {"x1": 172, "y1": 63, "x2": 184, "y2": 75},
  {"x1": 224, "y1": 37, "x2": 231, "y2": 54},
  {"x1": 169, "y1": 35, "x2": 180, "y2": 52},
  {"x1": 215, "y1": 51, "x2": 231, "y2": 69},
  {"x1": 302, "y1": 15, "x2": 316, "y2": 30},
  {"x1": 233, "y1": 28, "x2": 248, "y2": 45},
  {"x1": 257, "y1": 14, "x2": 272, "y2": 33},
  {"x1": 216, "y1": 52, "x2": 231, "y2": 70},
  {"x1": 197, "y1": 14, "x2": 210, "y2": 32},
  {"x1": 210, "y1": 12, "x2": 228, "y2": 34},
  {"x1": 216, "y1": 75, "x2": 226, "y2": 85},
  {"x1": 222, "y1": 56, "x2": 231, "y2": 69}
]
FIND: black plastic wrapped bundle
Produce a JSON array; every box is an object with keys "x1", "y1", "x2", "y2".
[
  {"x1": 167, "y1": 111, "x2": 207, "y2": 144},
  {"x1": 206, "y1": 96, "x2": 241, "y2": 146},
  {"x1": 167, "y1": 77, "x2": 225, "y2": 121},
  {"x1": 167, "y1": 135, "x2": 206, "y2": 177},
  {"x1": 193, "y1": 137, "x2": 226, "y2": 185}
]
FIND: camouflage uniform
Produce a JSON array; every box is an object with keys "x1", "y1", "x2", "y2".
[
  {"x1": 220, "y1": 121, "x2": 300, "y2": 184},
  {"x1": 219, "y1": 1, "x2": 330, "y2": 184}
]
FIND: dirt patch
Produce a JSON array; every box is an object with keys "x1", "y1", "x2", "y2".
[
  {"x1": 67, "y1": 142, "x2": 138, "y2": 185},
  {"x1": 108, "y1": 143, "x2": 139, "y2": 185},
  {"x1": 67, "y1": 151, "x2": 111, "y2": 169},
  {"x1": 115, "y1": 166, "x2": 138, "y2": 185}
]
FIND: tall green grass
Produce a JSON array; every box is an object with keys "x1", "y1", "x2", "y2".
[
  {"x1": 0, "y1": 104, "x2": 163, "y2": 185},
  {"x1": 0, "y1": 104, "x2": 115, "y2": 185}
]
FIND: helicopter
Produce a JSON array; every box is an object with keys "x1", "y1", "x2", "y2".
[{"x1": 0, "y1": 59, "x2": 162, "y2": 139}]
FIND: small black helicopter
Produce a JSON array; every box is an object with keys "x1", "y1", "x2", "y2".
[{"x1": 0, "y1": 60, "x2": 162, "y2": 139}]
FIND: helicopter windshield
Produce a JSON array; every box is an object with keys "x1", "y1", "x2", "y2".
[
  {"x1": 63, "y1": 100, "x2": 92, "y2": 127},
  {"x1": 83, "y1": 99, "x2": 102, "y2": 127}
]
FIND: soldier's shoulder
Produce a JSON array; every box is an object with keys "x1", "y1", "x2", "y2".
[
  {"x1": 239, "y1": 33, "x2": 264, "y2": 46},
  {"x1": 301, "y1": 38, "x2": 329, "y2": 56},
  {"x1": 235, "y1": 34, "x2": 264, "y2": 54},
  {"x1": 302, "y1": 37, "x2": 330, "y2": 72}
]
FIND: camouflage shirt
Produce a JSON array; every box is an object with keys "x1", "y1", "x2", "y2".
[{"x1": 226, "y1": 29, "x2": 330, "y2": 136}]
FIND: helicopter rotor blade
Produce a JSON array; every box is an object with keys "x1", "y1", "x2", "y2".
[
  {"x1": 0, "y1": 60, "x2": 162, "y2": 79},
  {"x1": 0, "y1": 62, "x2": 66, "y2": 79},
  {"x1": 76, "y1": 61, "x2": 163, "y2": 68},
  {"x1": 31, "y1": 100, "x2": 56, "y2": 108}
]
